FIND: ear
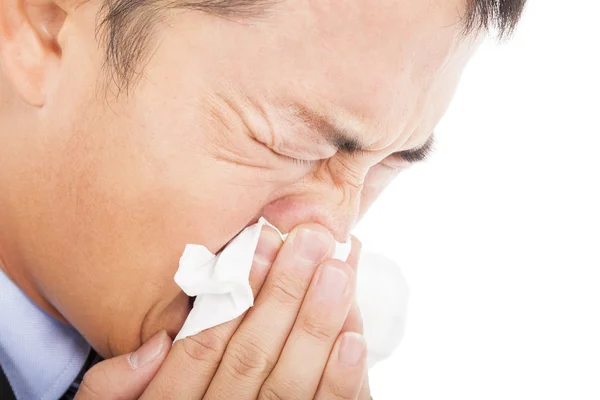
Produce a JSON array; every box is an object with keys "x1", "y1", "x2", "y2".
[{"x1": 0, "y1": 0, "x2": 66, "y2": 107}]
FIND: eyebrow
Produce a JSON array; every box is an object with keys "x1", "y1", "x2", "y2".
[{"x1": 295, "y1": 107, "x2": 435, "y2": 164}]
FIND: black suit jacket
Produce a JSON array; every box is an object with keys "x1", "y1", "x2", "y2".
[{"x1": 0, "y1": 362, "x2": 17, "y2": 400}]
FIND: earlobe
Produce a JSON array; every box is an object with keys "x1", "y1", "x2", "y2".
[{"x1": 0, "y1": 0, "x2": 65, "y2": 107}]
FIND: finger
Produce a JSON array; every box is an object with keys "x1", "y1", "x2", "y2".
[
  {"x1": 314, "y1": 332, "x2": 367, "y2": 400},
  {"x1": 259, "y1": 259, "x2": 355, "y2": 399},
  {"x1": 75, "y1": 330, "x2": 170, "y2": 400},
  {"x1": 346, "y1": 235, "x2": 362, "y2": 271},
  {"x1": 343, "y1": 236, "x2": 363, "y2": 348},
  {"x1": 204, "y1": 224, "x2": 335, "y2": 399},
  {"x1": 140, "y1": 226, "x2": 282, "y2": 399},
  {"x1": 358, "y1": 371, "x2": 372, "y2": 400},
  {"x1": 342, "y1": 302, "x2": 372, "y2": 400},
  {"x1": 342, "y1": 299, "x2": 364, "y2": 334},
  {"x1": 343, "y1": 241, "x2": 372, "y2": 400},
  {"x1": 343, "y1": 236, "x2": 363, "y2": 334}
]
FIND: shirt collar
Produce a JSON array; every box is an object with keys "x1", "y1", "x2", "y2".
[{"x1": 0, "y1": 269, "x2": 90, "y2": 400}]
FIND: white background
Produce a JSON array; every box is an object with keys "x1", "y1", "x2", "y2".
[{"x1": 357, "y1": 0, "x2": 600, "y2": 398}]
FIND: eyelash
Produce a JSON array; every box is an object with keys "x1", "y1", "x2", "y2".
[
  {"x1": 280, "y1": 150, "x2": 406, "y2": 170},
  {"x1": 288, "y1": 156, "x2": 315, "y2": 167},
  {"x1": 383, "y1": 163, "x2": 404, "y2": 173},
  {"x1": 259, "y1": 140, "x2": 315, "y2": 167}
]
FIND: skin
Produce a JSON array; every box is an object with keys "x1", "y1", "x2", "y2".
[
  {"x1": 0, "y1": 0, "x2": 479, "y2": 365},
  {"x1": 77, "y1": 230, "x2": 374, "y2": 399}
]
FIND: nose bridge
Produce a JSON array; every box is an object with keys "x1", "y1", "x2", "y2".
[
  {"x1": 325, "y1": 181, "x2": 361, "y2": 241},
  {"x1": 323, "y1": 159, "x2": 367, "y2": 240}
]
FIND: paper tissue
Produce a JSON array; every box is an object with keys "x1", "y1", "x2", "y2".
[{"x1": 174, "y1": 218, "x2": 408, "y2": 368}]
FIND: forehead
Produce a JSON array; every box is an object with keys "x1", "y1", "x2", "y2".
[
  {"x1": 164, "y1": 0, "x2": 478, "y2": 149},
  {"x1": 269, "y1": 0, "x2": 473, "y2": 143}
]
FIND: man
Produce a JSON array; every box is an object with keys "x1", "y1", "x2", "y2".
[{"x1": 0, "y1": 0, "x2": 525, "y2": 398}]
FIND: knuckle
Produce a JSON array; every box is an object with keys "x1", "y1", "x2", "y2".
[
  {"x1": 259, "y1": 385, "x2": 287, "y2": 400},
  {"x1": 76, "y1": 384, "x2": 102, "y2": 400},
  {"x1": 77, "y1": 365, "x2": 112, "y2": 399},
  {"x1": 299, "y1": 315, "x2": 336, "y2": 342},
  {"x1": 269, "y1": 275, "x2": 306, "y2": 306},
  {"x1": 224, "y1": 339, "x2": 273, "y2": 380},
  {"x1": 324, "y1": 372, "x2": 364, "y2": 400},
  {"x1": 181, "y1": 329, "x2": 226, "y2": 364},
  {"x1": 327, "y1": 381, "x2": 358, "y2": 400}
]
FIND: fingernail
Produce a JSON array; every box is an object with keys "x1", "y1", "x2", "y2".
[
  {"x1": 128, "y1": 330, "x2": 168, "y2": 370},
  {"x1": 254, "y1": 228, "x2": 281, "y2": 266},
  {"x1": 294, "y1": 228, "x2": 331, "y2": 263},
  {"x1": 339, "y1": 332, "x2": 366, "y2": 367},
  {"x1": 317, "y1": 264, "x2": 349, "y2": 301}
]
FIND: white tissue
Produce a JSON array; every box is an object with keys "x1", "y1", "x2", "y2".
[
  {"x1": 174, "y1": 218, "x2": 408, "y2": 368},
  {"x1": 356, "y1": 252, "x2": 409, "y2": 368}
]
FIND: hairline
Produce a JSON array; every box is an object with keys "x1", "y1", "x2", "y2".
[{"x1": 97, "y1": 0, "x2": 526, "y2": 92}]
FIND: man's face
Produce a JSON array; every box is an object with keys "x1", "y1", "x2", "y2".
[{"x1": 4, "y1": 0, "x2": 478, "y2": 356}]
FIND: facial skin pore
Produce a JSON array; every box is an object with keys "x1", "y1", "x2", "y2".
[{"x1": 0, "y1": 0, "x2": 480, "y2": 357}]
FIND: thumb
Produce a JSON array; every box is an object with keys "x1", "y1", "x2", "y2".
[{"x1": 75, "y1": 330, "x2": 171, "y2": 400}]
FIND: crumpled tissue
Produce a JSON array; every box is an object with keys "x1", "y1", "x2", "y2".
[{"x1": 174, "y1": 218, "x2": 408, "y2": 368}]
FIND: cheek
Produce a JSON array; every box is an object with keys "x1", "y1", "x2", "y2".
[{"x1": 38, "y1": 113, "x2": 283, "y2": 355}]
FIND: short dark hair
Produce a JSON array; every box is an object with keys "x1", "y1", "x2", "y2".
[{"x1": 98, "y1": 0, "x2": 526, "y2": 92}]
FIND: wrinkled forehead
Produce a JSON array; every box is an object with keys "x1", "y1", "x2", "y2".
[
  {"x1": 270, "y1": 0, "x2": 470, "y2": 65},
  {"x1": 154, "y1": 0, "x2": 476, "y2": 148},
  {"x1": 240, "y1": 0, "x2": 475, "y2": 140}
]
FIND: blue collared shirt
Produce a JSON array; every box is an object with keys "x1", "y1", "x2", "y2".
[{"x1": 0, "y1": 269, "x2": 90, "y2": 400}]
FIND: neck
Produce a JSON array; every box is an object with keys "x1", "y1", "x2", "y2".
[
  {"x1": 0, "y1": 106, "x2": 70, "y2": 326},
  {"x1": 0, "y1": 197, "x2": 69, "y2": 326},
  {"x1": 0, "y1": 249, "x2": 69, "y2": 326}
]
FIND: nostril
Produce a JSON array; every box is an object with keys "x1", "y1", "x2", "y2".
[{"x1": 261, "y1": 196, "x2": 357, "y2": 243}]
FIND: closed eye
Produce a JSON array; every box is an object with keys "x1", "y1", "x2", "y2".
[
  {"x1": 287, "y1": 156, "x2": 315, "y2": 167},
  {"x1": 390, "y1": 135, "x2": 435, "y2": 164},
  {"x1": 252, "y1": 135, "x2": 316, "y2": 168}
]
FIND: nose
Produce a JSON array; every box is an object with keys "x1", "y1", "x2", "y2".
[{"x1": 261, "y1": 181, "x2": 362, "y2": 242}]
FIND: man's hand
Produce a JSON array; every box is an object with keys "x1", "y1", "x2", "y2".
[{"x1": 76, "y1": 224, "x2": 371, "y2": 399}]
